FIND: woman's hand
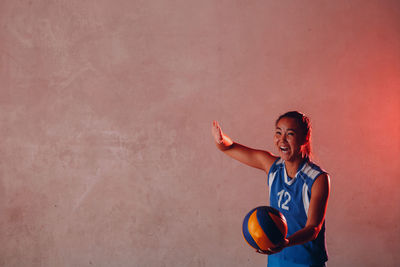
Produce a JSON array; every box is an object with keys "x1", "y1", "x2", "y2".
[
  {"x1": 211, "y1": 121, "x2": 233, "y2": 149},
  {"x1": 212, "y1": 120, "x2": 224, "y2": 144},
  {"x1": 255, "y1": 238, "x2": 289, "y2": 255}
]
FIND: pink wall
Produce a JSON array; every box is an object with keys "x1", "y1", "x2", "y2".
[{"x1": 1, "y1": 0, "x2": 399, "y2": 266}]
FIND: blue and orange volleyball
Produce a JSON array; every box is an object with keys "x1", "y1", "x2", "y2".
[{"x1": 242, "y1": 206, "x2": 288, "y2": 251}]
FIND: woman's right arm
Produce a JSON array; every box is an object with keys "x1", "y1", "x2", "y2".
[{"x1": 212, "y1": 121, "x2": 277, "y2": 172}]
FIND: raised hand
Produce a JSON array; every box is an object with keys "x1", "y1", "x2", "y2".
[{"x1": 212, "y1": 120, "x2": 224, "y2": 144}]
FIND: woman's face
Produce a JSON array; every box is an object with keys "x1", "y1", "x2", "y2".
[{"x1": 274, "y1": 117, "x2": 305, "y2": 162}]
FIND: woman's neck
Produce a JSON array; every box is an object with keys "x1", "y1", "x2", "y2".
[{"x1": 284, "y1": 156, "x2": 306, "y2": 178}]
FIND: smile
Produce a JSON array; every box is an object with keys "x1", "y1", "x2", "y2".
[{"x1": 280, "y1": 146, "x2": 289, "y2": 152}]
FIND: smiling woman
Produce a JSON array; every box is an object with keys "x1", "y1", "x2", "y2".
[
  {"x1": 212, "y1": 111, "x2": 330, "y2": 267},
  {"x1": 275, "y1": 111, "x2": 312, "y2": 162}
]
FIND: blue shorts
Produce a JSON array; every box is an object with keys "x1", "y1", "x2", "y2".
[{"x1": 268, "y1": 257, "x2": 327, "y2": 267}]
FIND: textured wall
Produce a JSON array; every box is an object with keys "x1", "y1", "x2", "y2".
[{"x1": 0, "y1": 1, "x2": 399, "y2": 266}]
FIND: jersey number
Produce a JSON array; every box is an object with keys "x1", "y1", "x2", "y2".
[{"x1": 277, "y1": 189, "x2": 291, "y2": 211}]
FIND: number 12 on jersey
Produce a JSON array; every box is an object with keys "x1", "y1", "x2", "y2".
[{"x1": 277, "y1": 189, "x2": 291, "y2": 211}]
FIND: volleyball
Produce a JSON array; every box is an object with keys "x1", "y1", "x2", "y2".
[{"x1": 242, "y1": 206, "x2": 288, "y2": 251}]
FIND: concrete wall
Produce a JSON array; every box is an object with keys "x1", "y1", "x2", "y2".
[{"x1": 1, "y1": 0, "x2": 399, "y2": 266}]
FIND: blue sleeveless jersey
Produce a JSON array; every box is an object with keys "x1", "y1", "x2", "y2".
[{"x1": 267, "y1": 158, "x2": 328, "y2": 265}]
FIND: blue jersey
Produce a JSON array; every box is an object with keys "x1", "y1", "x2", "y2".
[{"x1": 267, "y1": 158, "x2": 328, "y2": 266}]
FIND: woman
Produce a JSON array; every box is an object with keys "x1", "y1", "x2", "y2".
[{"x1": 212, "y1": 111, "x2": 330, "y2": 267}]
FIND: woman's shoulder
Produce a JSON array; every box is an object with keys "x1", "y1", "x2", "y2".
[
  {"x1": 267, "y1": 157, "x2": 284, "y2": 174},
  {"x1": 301, "y1": 159, "x2": 328, "y2": 181}
]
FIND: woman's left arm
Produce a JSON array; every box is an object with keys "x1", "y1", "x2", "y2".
[{"x1": 286, "y1": 173, "x2": 331, "y2": 247}]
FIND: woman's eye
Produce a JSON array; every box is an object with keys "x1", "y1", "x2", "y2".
[
  {"x1": 275, "y1": 131, "x2": 281, "y2": 135},
  {"x1": 288, "y1": 132, "x2": 294, "y2": 136}
]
